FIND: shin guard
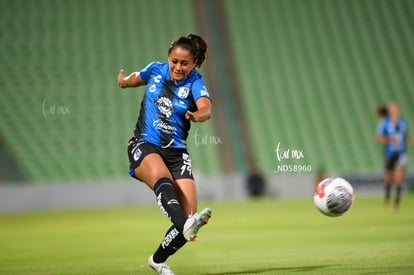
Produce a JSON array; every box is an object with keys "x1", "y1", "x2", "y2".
[{"x1": 154, "y1": 177, "x2": 186, "y2": 232}]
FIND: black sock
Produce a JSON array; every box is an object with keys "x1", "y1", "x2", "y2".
[
  {"x1": 153, "y1": 225, "x2": 187, "y2": 263},
  {"x1": 385, "y1": 183, "x2": 391, "y2": 202},
  {"x1": 154, "y1": 177, "x2": 186, "y2": 232},
  {"x1": 395, "y1": 186, "x2": 402, "y2": 207}
]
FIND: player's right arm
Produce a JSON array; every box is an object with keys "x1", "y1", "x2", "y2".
[
  {"x1": 118, "y1": 69, "x2": 145, "y2": 88},
  {"x1": 375, "y1": 134, "x2": 389, "y2": 145},
  {"x1": 375, "y1": 119, "x2": 389, "y2": 145}
]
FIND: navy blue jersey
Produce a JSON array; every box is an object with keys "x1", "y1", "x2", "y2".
[
  {"x1": 377, "y1": 117, "x2": 408, "y2": 157},
  {"x1": 134, "y1": 62, "x2": 210, "y2": 148}
]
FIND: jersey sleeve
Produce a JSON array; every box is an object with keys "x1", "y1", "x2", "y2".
[
  {"x1": 138, "y1": 61, "x2": 160, "y2": 83},
  {"x1": 191, "y1": 78, "x2": 210, "y2": 101}
]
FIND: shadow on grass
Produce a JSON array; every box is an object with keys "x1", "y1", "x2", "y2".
[{"x1": 205, "y1": 265, "x2": 331, "y2": 274}]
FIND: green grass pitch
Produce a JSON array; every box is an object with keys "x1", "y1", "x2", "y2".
[{"x1": 1, "y1": 195, "x2": 413, "y2": 274}]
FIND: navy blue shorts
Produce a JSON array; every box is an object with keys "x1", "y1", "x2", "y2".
[
  {"x1": 127, "y1": 136, "x2": 194, "y2": 180},
  {"x1": 384, "y1": 153, "x2": 407, "y2": 170}
]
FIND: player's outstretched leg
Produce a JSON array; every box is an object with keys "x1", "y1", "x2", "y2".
[
  {"x1": 153, "y1": 177, "x2": 188, "y2": 233},
  {"x1": 152, "y1": 225, "x2": 187, "y2": 266},
  {"x1": 149, "y1": 208, "x2": 212, "y2": 273}
]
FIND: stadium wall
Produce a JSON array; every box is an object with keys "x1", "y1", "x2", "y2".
[{"x1": 2, "y1": 174, "x2": 406, "y2": 212}]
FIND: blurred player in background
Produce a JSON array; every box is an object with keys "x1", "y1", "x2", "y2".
[
  {"x1": 376, "y1": 102, "x2": 412, "y2": 209},
  {"x1": 246, "y1": 163, "x2": 266, "y2": 197},
  {"x1": 118, "y1": 34, "x2": 212, "y2": 274}
]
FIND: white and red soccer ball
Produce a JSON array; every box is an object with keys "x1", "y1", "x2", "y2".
[{"x1": 314, "y1": 177, "x2": 355, "y2": 217}]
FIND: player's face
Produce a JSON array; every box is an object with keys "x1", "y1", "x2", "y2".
[
  {"x1": 387, "y1": 102, "x2": 400, "y2": 118},
  {"x1": 168, "y1": 46, "x2": 195, "y2": 82}
]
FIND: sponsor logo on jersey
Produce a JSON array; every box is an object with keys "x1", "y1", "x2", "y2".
[
  {"x1": 153, "y1": 74, "x2": 162, "y2": 83},
  {"x1": 178, "y1": 86, "x2": 190, "y2": 99},
  {"x1": 153, "y1": 119, "x2": 177, "y2": 135},
  {"x1": 153, "y1": 97, "x2": 176, "y2": 118}
]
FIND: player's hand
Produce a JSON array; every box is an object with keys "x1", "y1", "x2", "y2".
[
  {"x1": 185, "y1": 111, "x2": 196, "y2": 122},
  {"x1": 388, "y1": 136, "x2": 396, "y2": 144},
  {"x1": 118, "y1": 69, "x2": 126, "y2": 88},
  {"x1": 185, "y1": 98, "x2": 211, "y2": 122}
]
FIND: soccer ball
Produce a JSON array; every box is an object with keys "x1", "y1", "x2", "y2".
[{"x1": 314, "y1": 177, "x2": 354, "y2": 217}]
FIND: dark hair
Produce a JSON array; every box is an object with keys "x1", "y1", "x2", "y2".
[
  {"x1": 376, "y1": 105, "x2": 388, "y2": 118},
  {"x1": 168, "y1": 34, "x2": 208, "y2": 68}
]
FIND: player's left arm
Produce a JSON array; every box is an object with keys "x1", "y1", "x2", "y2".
[{"x1": 185, "y1": 97, "x2": 211, "y2": 122}]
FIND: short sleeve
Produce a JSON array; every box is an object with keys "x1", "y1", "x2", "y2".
[
  {"x1": 191, "y1": 78, "x2": 210, "y2": 101},
  {"x1": 139, "y1": 61, "x2": 160, "y2": 83}
]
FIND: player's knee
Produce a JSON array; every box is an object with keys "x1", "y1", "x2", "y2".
[{"x1": 134, "y1": 165, "x2": 172, "y2": 188}]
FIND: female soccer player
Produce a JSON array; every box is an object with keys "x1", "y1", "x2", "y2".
[
  {"x1": 376, "y1": 102, "x2": 411, "y2": 209},
  {"x1": 118, "y1": 34, "x2": 212, "y2": 274}
]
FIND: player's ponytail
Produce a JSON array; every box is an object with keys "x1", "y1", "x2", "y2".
[
  {"x1": 187, "y1": 34, "x2": 208, "y2": 68},
  {"x1": 169, "y1": 34, "x2": 208, "y2": 68},
  {"x1": 376, "y1": 105, "x2": 388, "y2": 118}
]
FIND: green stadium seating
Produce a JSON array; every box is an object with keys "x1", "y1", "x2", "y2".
[
  {"x1": 0, "y1": 0, "x2": 222, "y2": 183},
  {"x1": 0, "y1": 0, "x2": 413, "y2": 183},
  {"x1": 224, "y1": 0, "x2": 414, "y2": 174}
]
